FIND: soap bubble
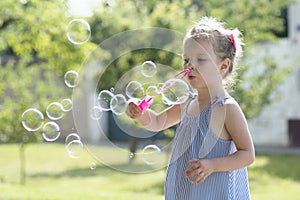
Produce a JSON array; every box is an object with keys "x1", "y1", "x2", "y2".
[
  {"x1": 42, "y1": 121, "x2": 60, "y2": 142},
  {"x1": 110, "y1": 94, "x2": 127, "y2": 115},
  {"x1": 125, "y1": 81, "x2": 144, "y2": 99},
  {"x1": 129, "y1": 152, "x2": 135, "y2": 159},
  {"x1": 66, "y1": 19, "x2": 91, "y2": 45},
  {"x1": 61, "y1": 98, "x2": 73, "y2": 112},
  {"x1": 89, "y1": 106, "x2": 103, "y2": 120},
  {"x1": 141, "y1": 61, "x2": 157, "y2": 77},
  {"x1": 97, "y1": 90, "x2": 114, "y2": 111},
  {"x1": 142, "y1": 144, "x2": 161, "y2": 165},
  {"x1": 161, "y1": 78, "x2": 189, "y2": 105},
  {"x1": 66, "y1": 140, "x2": 84, "y2": 159},
  {"x1": 146, "y1": 85, "x2": 158, "y2": 96},
  {"x1": 64, "y1": 70, "x2": 79, "y2": 88},
  {"x1": 65, "y1": 132, "x2": 81, "y2": 144},
  {"x1": 90, "y1": 162, "x2": 97, "y2": 170},
  {"x1": 21, "y1": 108, "x2": 44, "y2": 132},
  {"x1": 46, "y1": 102, "x2": 64, "y2": 120}
]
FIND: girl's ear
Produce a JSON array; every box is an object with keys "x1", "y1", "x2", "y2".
[{"x1": 219, "y1": 58, "x2": 231, "y2": 77}]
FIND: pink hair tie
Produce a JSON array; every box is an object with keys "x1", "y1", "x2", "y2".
[{"x1": 228, "y1": 33, "x2": 236, "y2": 49}]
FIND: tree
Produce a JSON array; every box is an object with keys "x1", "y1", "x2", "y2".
[
  {"x1": 0, "y1": 0, "x2": 95, "y2": 184},
  {"x1": 0, "y1": 0, "x2": 95, "y2": 143}
]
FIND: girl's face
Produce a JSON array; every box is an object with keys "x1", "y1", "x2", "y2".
[{"x1": 183, "y1": 38, "x2": 224, "y2": 90}]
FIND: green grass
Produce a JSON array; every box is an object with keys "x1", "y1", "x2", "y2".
[{"x1": 0, "y1": 143, "x2": 300, "y2": 200}]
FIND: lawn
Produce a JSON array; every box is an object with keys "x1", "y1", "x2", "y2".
[{"x1": 0, "y1": 143, "x2": 300, "y2": 200}]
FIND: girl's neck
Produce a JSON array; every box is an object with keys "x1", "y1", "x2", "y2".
[{"x1": 196, "y1": 85, "x2": 228, "y2": 104}]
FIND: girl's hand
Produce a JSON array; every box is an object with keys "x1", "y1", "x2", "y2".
[
  {"x1": 126, "y1": 101, "x2": 143, "y2": 119},
  {"x1": 184, "y1": 159, "x2": 214, "y2": 185}
]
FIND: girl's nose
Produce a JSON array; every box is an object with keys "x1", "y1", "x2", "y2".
[{"x1": 185, "y1": 62, "x2": 194, "y2": 70}]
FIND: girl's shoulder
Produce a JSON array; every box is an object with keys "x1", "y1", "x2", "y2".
[{"x1": 223, "y1": 96, "x2": 247, "y2": 121}]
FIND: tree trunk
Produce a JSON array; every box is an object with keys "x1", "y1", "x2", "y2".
[{"x1": 19, "y1": 143, "x2": 26, "y2": 185}]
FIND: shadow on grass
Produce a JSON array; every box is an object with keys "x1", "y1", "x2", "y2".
[
  {"x1": 29, "y1": 163, "x2": 165, "y2": 179},
  {"x1": 249, "y1": 154, "x2": 300, "y2": 182}
]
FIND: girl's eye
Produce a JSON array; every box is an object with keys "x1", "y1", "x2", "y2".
[
  {"x1": 183, "y1": 58, "x2": 189, "y2": 65},
  {"x1": 197, "y1": 58, "x2": 205, "y2": 62}
]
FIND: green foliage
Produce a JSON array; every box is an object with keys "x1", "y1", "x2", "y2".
[{"x1": 0, "y1": 0, "x2": 95, "y2": 143}]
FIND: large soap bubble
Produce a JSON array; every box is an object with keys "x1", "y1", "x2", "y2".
[
  {"x1": 61, "y1": 98, "x2": 73, "y2": 112},
  {"x1": 21, "y1": 108, "x2": 44, "y2": 132},
  {"x1": 161, "y1": 78, "x2": 190, "y2": 105},
  {"x1": 66, "y1": 19, "x2": 91, "y2": 45},
  {"x1": 46, "y1": 102, "x2": 65, "y2": 120},
  {"x1": 141, "y1": 61, "x2": 157, "y2": 78},
  {"x1": 146, "y1": 85, "x2": 158, "y2": 96},
  {"x1": 64, "y1": 70, "x2": 79, "y2": 88},
  {"x1": 97, "y1": 90, "x2": 114, "y2": 111},
  {"x1": 65, "y1": 132, "x2": 81, "y2": 144},
  {"x1": 142, "y1": 144, "x2": 162, "y2": 165},
  {"x1": 66, "y1": 139, "x2": 84, "y2": 159},
  {"x1": 110, "y1": 94, "x2": 127, "y2": 115},
  {"x1": 125, "y1": 81, "x2": 144, "y2": 99},
  {"x1": 42, "y1": 121, "x2": 61, "y2": 142}
]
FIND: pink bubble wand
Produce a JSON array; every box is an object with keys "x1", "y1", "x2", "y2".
[{"x1": 138, "y1": 68, "x2": 190, "y2": 111}]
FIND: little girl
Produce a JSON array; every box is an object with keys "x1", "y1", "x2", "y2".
[{"x1": 126, "y1": 16, "x2": 255, "y2": 200}]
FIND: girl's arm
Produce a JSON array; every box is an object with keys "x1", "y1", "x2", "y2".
[
  {"x1": 209, "y1": 102, "x2": 255, "y2": 171},
  {"x1": 185, "y1": 101, "x2": 255, "y2": 184},
  {"x1": 126, "y1": 99, "x2": 184, "y2": 132}
]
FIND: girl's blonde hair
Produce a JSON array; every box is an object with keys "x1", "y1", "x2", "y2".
[{"x1": 184, "y1": 16, "x2": 244, "y2": 89}]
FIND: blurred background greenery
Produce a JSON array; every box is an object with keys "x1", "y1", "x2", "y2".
[
  {"x1": 1, "y1": 0, "x2": 299, "y2": 199},
  {"x1": 0, "y1": 0, "x2": 293, "y2": 144}
]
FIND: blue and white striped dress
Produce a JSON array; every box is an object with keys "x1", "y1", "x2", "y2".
[{"x1": 165, "y1": 96, "x2": 250, "y2": 200}]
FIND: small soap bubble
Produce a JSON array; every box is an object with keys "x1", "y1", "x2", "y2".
[
  {"x1": 61, "y1": 98, "x2": 73, "y2": 112},
  {"x1": 89, "y1": 106, "x2": 103, "y2": 120},
  {"x1": 66, "y1": 19, "x2": 91, "y2": 45},
  {"x1": 66, "y1": 140, "x2": 84, "y2": 159},
  {"x1": 129, "y1": 152, "x2": 135, "y2": 159},
  {"x1": 125, "y1": 81, "x2": 144, "y2": 99},
  {"x1": 42, "y1": 121, "x2": 60, "y2": 142},
  {"x1": 141, "y1": 61, "x2": 157, "y2": 77},
  {"x1": 21, "y1": 108, "x2": 44, "y2": 132},
  {"x1": 64, "y1": 70, "x2": 79, "y2": 88},
  {"x1": 46, "y1": 102, "x2": 64, "y2": 120},
  {"x1": 90, "y1": 162, "x2": 97, "y2": 170},
  {"x1": 97, "y1": 90, "x2": 114, "y2": 111},
  {"x1": 142, "y1": 144, "x2": 161, "y2": 165},
  {"x1": 65, "y1": 133, "x2": 81, "y2": 144},
  {"x1": 146, "y1": 85, "x2": 158, "y2": 96},
  {"x1": 110, "y1": 87, "x2": 115, "y2": 93},
  {"x1": 110, "y1": 94, "x2": 127, "y2": 115},
  {"x1": 161, "y1": 78, "x2": 189, "y2": 105}
]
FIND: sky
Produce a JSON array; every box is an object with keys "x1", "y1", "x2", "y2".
[{"x1": 67, "y1": 0, "x2": 115, "y2": 16}]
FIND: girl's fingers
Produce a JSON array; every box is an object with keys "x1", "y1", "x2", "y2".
[
  {"x1": 188, "y1": 159, "x2": 198, "y2": 164},
  {"x1": 185, "y1": 165, "x2": 201, "y2": 177},
  {"x1": 185, "y1": 160, "x2": 201, "y2": 175},
  {"x1": 126, "y1": 102, "x2": 143, "y2": 119},
  {"x1": 185, "y1": 165, "x2": 203, "y2": 178},
  {"x1": 193, "y1": 172, "x2": 206, "y2": 184}
]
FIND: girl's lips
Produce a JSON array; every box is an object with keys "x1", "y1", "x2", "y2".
[{"x1": 188, "y1": 75, "x2": 196, "y2": 80}]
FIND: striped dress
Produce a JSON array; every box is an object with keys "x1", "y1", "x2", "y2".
[{"x1": 165, "y1": 96, "x2": 250, "y2": 200}]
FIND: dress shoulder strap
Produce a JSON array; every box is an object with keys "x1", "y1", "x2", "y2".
[
  {"x1": 181, "y1": 93, "x2": 196, "y2": 116},
  {"x1": 211, "y1": 96, "x2": 231, "y2": 107}
]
